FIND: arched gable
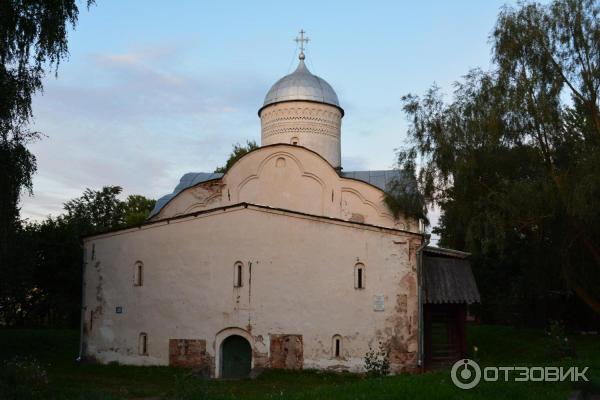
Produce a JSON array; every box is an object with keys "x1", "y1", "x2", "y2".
[{"x1": 153, "y1": 144, "x2": 412, "y2": 231}]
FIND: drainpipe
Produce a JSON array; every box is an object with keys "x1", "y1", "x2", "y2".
[
  {"x1": 416, "y1": 226, "x2": 430, "y2": 370},
  {"x1": 77, "y1": 243, "x2": 87, "y2": 363}
]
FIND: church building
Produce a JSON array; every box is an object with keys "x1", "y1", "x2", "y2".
[{"x1": 80, "y1": 32, "x2": 479, "y2": 377}]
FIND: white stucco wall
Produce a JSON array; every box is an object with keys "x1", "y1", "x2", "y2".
[{"x1": 82, "y1": 205, "x2": 421, "y2": 374}]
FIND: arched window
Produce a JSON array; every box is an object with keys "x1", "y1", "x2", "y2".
[
  {"x1": 332, "y1": 335, "x2": 343, "y2": 358},
  {"x1": 354, "y1": 263, "x2": 365, "y2": 289},
  {"x1": 290, "y1": 137, "x2": 299, "y2": 145},
  {"x1": 134, "y1": 261, "x2": 143, "y2": 286},
  {"x1": 234, "y1": 262, "x2": 243, "y2": 287},
  {"x1": 139, "y1": 332, "x2": 148, "y2": 355}
]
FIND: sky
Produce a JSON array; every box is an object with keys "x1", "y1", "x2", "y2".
[{"x1": 21, "y1": 0, "x2": 522, "y2": 236}]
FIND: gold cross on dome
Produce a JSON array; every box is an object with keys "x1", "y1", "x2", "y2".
[{"x1": 295, "y1": 29, "x2": 310, "y2": 59}]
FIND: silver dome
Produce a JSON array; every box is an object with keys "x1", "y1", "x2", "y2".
[{"x1": 260, "y1": 60, "x2": 342, "y2": 114}]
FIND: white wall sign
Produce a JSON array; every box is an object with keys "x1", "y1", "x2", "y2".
[{"x1": 374, "y1": 295, "x2": 385, "y2": 311}]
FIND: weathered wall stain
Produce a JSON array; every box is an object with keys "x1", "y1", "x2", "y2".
[
  {"x1": 269, "y1": 334, "x2": 303, "y2": 370},
  {"x1": 169, "y1": 339, "x2": 214, "y2": 375}
]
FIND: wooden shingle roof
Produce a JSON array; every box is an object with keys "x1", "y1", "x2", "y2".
[{"x1": 422, "y1": 247, "x2": 481, "y2": 304}]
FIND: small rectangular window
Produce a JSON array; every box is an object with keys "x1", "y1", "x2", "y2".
[{"x1": 335, "y1": 339, "x2": 340, "y2": 357}]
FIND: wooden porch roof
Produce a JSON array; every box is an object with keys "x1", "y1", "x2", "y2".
[{"x1": 422, "y1": 247, "x2": 481, "y2": 304}]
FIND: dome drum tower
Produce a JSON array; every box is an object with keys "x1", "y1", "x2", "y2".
[
  {"x1": 259, "y1": 98, "x2": 343, "y2": 169},
  {"x1": 258, "y1": 32, "x2": 344, "y2": 169}
]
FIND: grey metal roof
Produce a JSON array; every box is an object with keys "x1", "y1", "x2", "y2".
[
  {"x1": 148, "y1": 172, "x2": 223, "y2": 218},
  {"x1": 261, "y1": 60, "x2": 341, "y2": 112},
  {"x1": 341, "y1": 170, "x2": 407, "y2": 192},
  {"x1": 422, "y1": 247, "x2": 481, "y2": 304},
  {"x1": 149, "y1": 169, "x2": 403, "y2": 219}
]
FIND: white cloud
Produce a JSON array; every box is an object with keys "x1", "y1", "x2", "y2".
[{"x1": 21, "y1": 44, "x2": 266, "y2": 219}]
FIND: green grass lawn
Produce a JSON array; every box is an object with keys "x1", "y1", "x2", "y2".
[{"x1": 0, "y1": 325, "x2": 599, "y2": 399}]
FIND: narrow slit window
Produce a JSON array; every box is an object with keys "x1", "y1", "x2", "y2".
[
  {"x1": 333, "y1": 335, "x2": 342, "y2": 358},
  {"x1": 234, "y1": 262, "x2": 243, "y2": 287},
  {"x1": 134, "y1": 262, "x2": 143, "y2": 286},
  {"x1": 354, "y1": 263, "x2": 365, "y2": 289},
  {"x1": 139, "y1": 332, "x2": 148, "y2": 355},
  {"x1": 357, "y1": 268, "x2": 363, "y2": 289}
]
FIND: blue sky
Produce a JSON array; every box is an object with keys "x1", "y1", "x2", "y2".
[{"x1": 22, "y1": 0, "x2": 521, "y2": 233}]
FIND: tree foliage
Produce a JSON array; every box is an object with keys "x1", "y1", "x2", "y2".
[
  {"x1": 63, "y1": 186, "x2": 126, "y2": 232},
  {"x1": 214, "y1": 140, "x2": 258, "y2": 173},
  {"x1": 0, "y1": 187, "x2": 155, "y2": 327},
  {"x1": 400, "y1": 0, "x2": 600, "y2": 325},
  {"x1": 384, "y1": 149, "x2": 428, "y2": 223},
  {"x1": 0, "y1": 0, "x2": 94, "y2": 325},
  {"x1": 0, "y1": 0, "x2": 94, "y2": 215},
  {"x1": 123, "y1": 194, "x2": 157, "y2": 226},
  {"x1": 0, "y1": 0, "x2": 94, "y2": 128},
  {"x1": 0, "y1": 136, "x2": 37, "y2": 260}
]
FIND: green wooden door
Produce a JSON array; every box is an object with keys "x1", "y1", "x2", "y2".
[{"x1": 221, "y1": 335, "x2": 252, "y2": 378}]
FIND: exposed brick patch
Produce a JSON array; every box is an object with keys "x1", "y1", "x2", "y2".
[
  {"x1": 389, "y1": 349, "x2": 418, "y2": 373},
  {"x1": 189, "y1": 181, "x2": 223, "y2": 203},
  {"x1": 169, "y1": 339, "x2": 212, "y2": 370},
  {"x1": 396, "y1": 294, "x2": 408, "y2": 313},
  {"x1": 269, "y1": 334, "x2": 303, "y2": 370}
]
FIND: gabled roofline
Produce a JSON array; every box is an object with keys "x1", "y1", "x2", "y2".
[
  {"x1": 83, "y1": 202, "x2": 423, "y2": 241},
  {"x1": 231, "y1": 143, "x2": 337, "y2": 172},
  {"x1": 151, "y1": 143, "x2": 394, "y2": 220},
  {"x1": 150, "y1": 176, "x2": 223, "y2": 221},
  {"x1": 424, "y1": 246, "x2": 470, "y2": 259}
]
